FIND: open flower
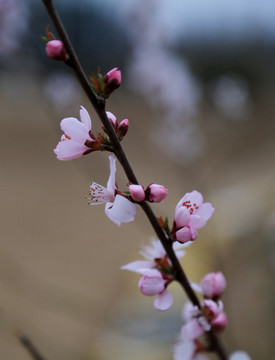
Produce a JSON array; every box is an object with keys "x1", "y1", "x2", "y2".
[
  {"x1": 88, "y1": 154, "x2": 137, "y2": 226},
  {"x1": 172, "y1": 190, "x2": 215, "y2": 243},
  {"x1": 121, "y1": 238, "x2": 190, "y2": 311},
  {"x1": 54, "y1": 106, "x2": 98, "y2": 161}
]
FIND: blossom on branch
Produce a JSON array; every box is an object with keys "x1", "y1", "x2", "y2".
[
  {"x1": 88, "y1": 154, "x2": 137, "y2": 226},
  {"x1": 172, "y1": 190, "x2": 214, "y2": 243},
  {"x1": 121, "y1": 238, "x2": 190, "y2": 311},
  {"x1": 54, "y1": 106, "x2": 101, "y2": 160}
]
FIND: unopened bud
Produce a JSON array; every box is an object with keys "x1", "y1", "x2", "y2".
[
  {"x1": 103, "y1": 67, "x2": 121, "y2": 97},
  {"x1": 102, "y1": 111, "x2": 118, "y2": 133},
  {"x1": 129, "y1": 184, "x2": 145, "y2": 202},
  {"x1": 201, "y1": 272, "x2": 226, "y2": 300},
  {"x1": 46, "y1": 40, "x2": 67, "y2": 61},
  {"x1": 212, "y1": 312, "x2": 228, "y2": 333},
  {"x1": 146, "y1": 184, "x2": 168, "y2": 203},
  {"x1": 117, "y1": 119, "x2": 129, "y2": 137}
]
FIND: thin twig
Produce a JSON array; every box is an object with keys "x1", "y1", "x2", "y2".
[
  {"x1": 41, "y1": 1, "x2": 228, "y2": 358},
  {"x1": 17, "y1": 332, "x2": 46, "y2": 360}
]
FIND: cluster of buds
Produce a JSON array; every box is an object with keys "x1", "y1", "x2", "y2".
[
  {"x1": 102, "y1": 111, "x2": 129, "y2": 139},
  {"x1": 129, "y1": 183, "x2": 168, "y2": 203},
  {"x1": 174, "y1": 272, "x2": 228, "y2": 360},
  {"x1": 42, "y1": 27, "x2": 68, "y2": 61}
]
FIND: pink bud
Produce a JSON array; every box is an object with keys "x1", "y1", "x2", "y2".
[
  {"x1": 102, "y1": 111, "x2": 118, "y2": 133},
  {"x1": 103, "y1": 67, "x2": 121, "y2": 96},
  {"x1": 201, "y1": 272, "x2": 227, "y2": 300},
  {"x1": 146, "y1": 184, "x2": 168, "y2": 203},
  {"x1": 129, "y1": 184, "x2": 145, "y2": 202},
  {"x1": 117, "y1": 119, "x2": 129, "y2": 137},
  {"x1": 211, "y1": 312, "x2": 228, "y2": 333},
  {"x1": 46, "y1": 40, "x2": 67, "y2": 61}
]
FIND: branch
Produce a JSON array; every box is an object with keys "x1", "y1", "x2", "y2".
[
  {"x1": 17, "y1": 333, "x2": 47, "y2": 360},
  {"x1": 41, "y1": 1, "x2": 228, "y2": 359}
]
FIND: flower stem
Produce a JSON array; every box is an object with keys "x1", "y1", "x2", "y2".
[{"x1": 41, "y1": 1, "x2": 228, "y2": 359}]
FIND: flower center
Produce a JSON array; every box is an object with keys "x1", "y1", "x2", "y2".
[
  {"x1": 182, "y1": 200, "x2": 199, "y2": 215},
  {"x1": 89, "y1": 182, "x2": 114, "y2": 204}
]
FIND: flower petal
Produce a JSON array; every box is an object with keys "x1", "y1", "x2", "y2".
[
  {"x1": 229, "y1": 351, "x2": 251, "y2": 360},
  {"x1": 175, "y1": 207, "x2": 191, "y2": 227},
  {"x1": 107, "y1": 154, "x2": 117, "y2": 192},
  {"x1": 186, "y1": 190, "x2": 203, "y2": 207},
  {"x1": 120, "y1": 260, "x2": 155, "y2": 272},
  {"x1": 79, "y1": 106, "x2": 92, "y2": 130},
  {"x1": 173, "y1": 341, "x2": 195, "y2": 360},
  {"x1": 105, "y1": 195, "x2": 137, "y2": 226},
  {"x1": 180, "y1": 319, "x2": 204, "y2": 341},
  {"x1": 195, "y1": 202, "x2": 215, "y2": 229},
  {"x1": 54, "y1": 139, "x2": 89, "y2": 160},
  {"x1": 153, "y1": 289, "x2": 173, "y2": 311},
  {"x1": 139, "y1": 275, "x2": 166, "y2": 296},
  {"x1": 176, "y1": 226, "x2": 197, "y2": 243},
  {"x1": 60, "y1": 117, "x2": 90, "y2": 142}
]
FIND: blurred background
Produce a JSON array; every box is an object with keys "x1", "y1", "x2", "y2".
[{"x1": 0, "y1": 0, "x2": 275, "y2": 359}]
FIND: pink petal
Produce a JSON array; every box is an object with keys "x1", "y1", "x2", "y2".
[
  {"x1": 186, "y1": 190, "x2": 203, "y2": 207},
  {"x1": 195, "y1": 203, "x2": 215, "y2": 229},
  {"x1": 120, "y1": 260, "x2": 155, "y2": 272},
  {"x1": 173, "y1": 341, "x2": 195, "y2": 360},
  {"x1": 229, "y1": 352, "x2": 251, "y2": 360},
  {"x1": 180, "y1": 319, "x2": 204, "y2": 341},
  {"x1": 137, "y1": 268, "x2": 162, "y2": 277},
  {"x1": 105, "y1": 195, "x2": 137, "y2": 226},
  {"x1": 79, "y1": 106, "x2": 92, "y2": 130},
  {"x1": 54, "y1": 140, "x2": 89, "y2": 160},
  {"x1": 107, "y1": 154, "x2": 117, "y2": 192},
  {"x1": 60, "y1": 117, "x2": 90, "y2": 142},
  {"x1": 153, "y1": 289, "x2": 173, "y2": 311},
  {"x1": 175, "y1": 227, "x2": 197, "y2": 243},
  {"x1": 175, "y1": 207, "x2": 191, "y2": 227},
  {"x1": 139, "y1": 275, "x2": 166, "y2": 296}
]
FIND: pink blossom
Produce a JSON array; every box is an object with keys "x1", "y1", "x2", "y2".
[
  {"x1": 146, "y1": 183, "x2": 168, "y2": 203},
  {"x1": 103, "y1": 67, "x2": 121, "y2": 96},
  {"x1": 129, "y1": 184, "x2": 146, "y2": 202},
  {"x1": 121, "y1": 238, "x2": 190, "y2": 311},
  {"x1": 54, "y1": 106, "x2": 96, "y2": 161},
  {"x1": 201, "y1": 272, "x2": 226, "y2": 300},
  {"x1": 88, "y1": 154, "x2": 137, "y2": 226},
  {"x1": 173, "y1": 190, "x2": 215, "y2": 243},
  {"x1": 46, "y1": 40, "x2": 67, "y2": 61}
]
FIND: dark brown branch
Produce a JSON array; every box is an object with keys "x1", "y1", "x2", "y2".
[
  {"x1": 17, "y1": 333, "x2": 46, "y2": 360},
  {"x1": 41, "y1": 1, "x2": 228, "y2": 359}
]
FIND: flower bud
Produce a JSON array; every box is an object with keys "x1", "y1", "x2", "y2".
[
  {"x1": 102, "y1": 111, "x2": 118, "y2": 133},
  {"x1": 103, "y1": 67, "x2": 121, "y2": 97},
  {"x1": 201, "y1": 272, "x2": 226, "y2": 300},
  {"x1": 146, "y1": 183, "x2": 168, "y2": 203},
  {"x1": 117, "y1": 119, "x2": 129, "y2": 137},
  {"x1": 46, "y1": 40, "x2": 67, "y2": 61},
  {"x1": 211, "y1": 311, "x2": 228, "y2": 333},
  {"x1": 129, "y1": 184, "x2": 145, "y2": 202}
]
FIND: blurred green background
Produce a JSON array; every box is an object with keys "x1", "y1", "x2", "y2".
[{"x1": 0, "y1": 0, "x2": 274, "y2": 359}]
